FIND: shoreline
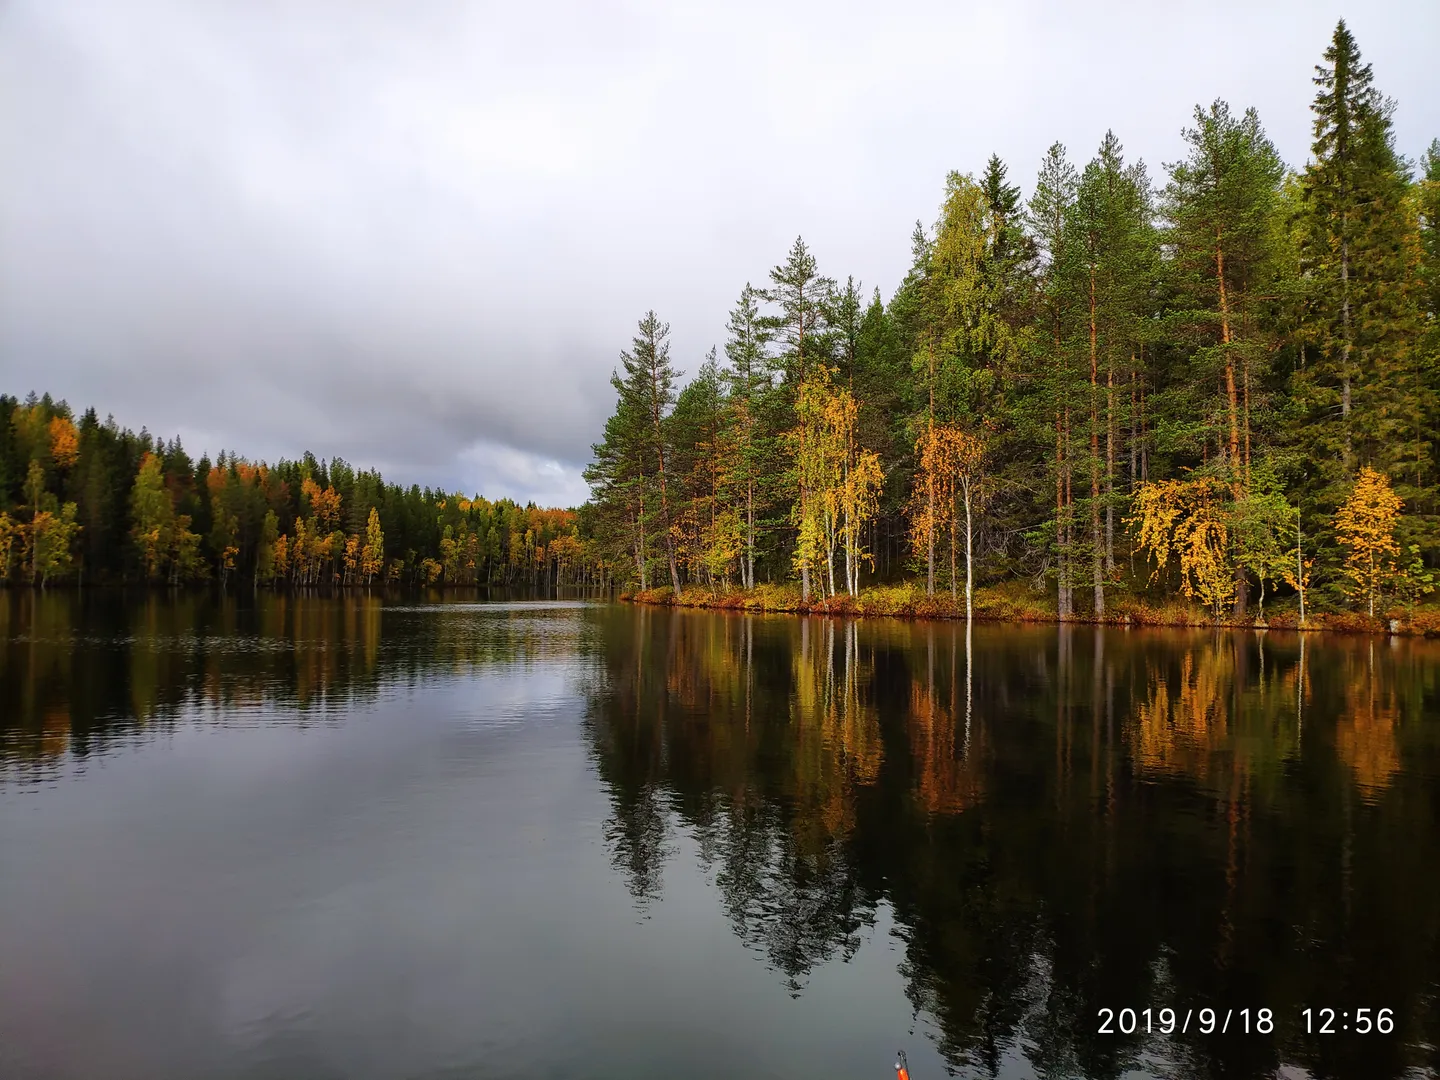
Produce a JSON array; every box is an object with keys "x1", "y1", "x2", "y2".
[{"x1": 622, "y1": 585, "x2": 1440, "y2": 638}]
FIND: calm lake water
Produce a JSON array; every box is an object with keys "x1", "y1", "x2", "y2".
[{"x1": 1, "y1": 593, "x2": 1437, "y2": 1080}]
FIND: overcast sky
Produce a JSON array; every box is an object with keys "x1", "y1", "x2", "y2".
[{"x1": 1, "y1": 1, "x2": 1435, "y2": 506}]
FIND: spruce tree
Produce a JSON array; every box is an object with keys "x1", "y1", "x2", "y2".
[
  {"x1": 1297, "y1": 21, "x2": 1423, "y2": 487},
  {"x1": 763, "y1": 238, "x2": 834, "y2": 601},
  {"x1": 723, "y1": 285, "x2": 774, "y2": 589}
]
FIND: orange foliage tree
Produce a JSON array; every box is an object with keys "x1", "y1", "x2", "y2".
[
  {"x1": 1335, "y1": 466, "x2": 1403, "y2": 616},
  {"x1": 908, "y1": 422, "x2": 985, "y2": 611}
]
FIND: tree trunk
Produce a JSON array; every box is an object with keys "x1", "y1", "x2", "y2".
[
  {"x1": 825, "y1": 517, "x2": 836, "y2": 599},
  {"x1": 1341, "y1": 232, "x2": 1352, "y2": 469},
  {"x1": 1064, "y1": 410, "x2": 1074, "y2": 615},
  {"x1": 1217, "y1": 237, "x2": 1240, "y2": 488},
  {"x1": 950, "y1": 508, "x2": 958, "y2": 603},
  {"x1": 634, "y1": 490, "x2": 647, "y2": 590},
  {"x1": 1105, "y1": 356, "x2": 1115, "y2": 572},
  {"x1": 648, "y1": 368, "x2": 681, "y2": 596},
  {"x1": 925, "y1": 358, "x2": 936, "y2": 598},
  {"x1": 1090, "y1": 268, "x2": 1104, "y2": 616},
  {"x1": 844, "y1": 506, "x2": 855, "y2": 597},
  {"x1": 745, "y1": 476, "x2": 755, "y2": 590},
  {"x1": 1217, "y1": 237, "x2": 1247, "y2": 620},
  {"x1": 1056, "y1": 409, "x2": 1069, "y2": 618},
  {"x1": 963, "y1": 476, "x2": 974, "y2": 620}
]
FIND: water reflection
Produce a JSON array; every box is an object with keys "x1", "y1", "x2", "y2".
[
  {"x1": 2, "y1": 593, "x2": 1439, "y2": 1080},
  {"x1": 0, "y1": 590, "x2": 591, "y2": 776},
  {"x1": 580, "y1": 608, "x2": 1440, "y2": 1079}
]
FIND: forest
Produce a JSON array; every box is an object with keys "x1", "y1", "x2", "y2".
[
  {"x1": 3, "y1": 21, "x2": 1436, "y2": 623},
  {"x1": 0, "y1": 392, "x2": 593, "y2": 588},
  {"x1": 586, "y1": 21, "x2": 1440, "y2": 625}
]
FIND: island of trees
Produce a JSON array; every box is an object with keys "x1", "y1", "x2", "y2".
[{"x1": 585, "y1": 21, "x2": 1440, "y2": 628}]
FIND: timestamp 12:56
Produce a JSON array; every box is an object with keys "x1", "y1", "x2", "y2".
[{"x1": 1303, "y1": 1008, "x2": 1394, "y2": 1034}]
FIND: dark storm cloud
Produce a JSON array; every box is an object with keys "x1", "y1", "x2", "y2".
[{"x1": 2, "y1": 0, "x2": 1435, "y2": 505}]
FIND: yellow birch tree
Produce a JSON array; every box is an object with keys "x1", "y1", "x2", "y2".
[
  {"x1": 1129, "y1": 476, "x2": 1235, "y2": 619},
  {"x1": 1335, "y1": 466, "x2": 1403, "y2": 616}
]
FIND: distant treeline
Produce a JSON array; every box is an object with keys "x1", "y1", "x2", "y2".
[
  {"x1": 586, "y1": 21, "x2": 1440, "y2": 620},
  {"x1": 0, "y1": 394, "x2": 599, "y2": 588}
]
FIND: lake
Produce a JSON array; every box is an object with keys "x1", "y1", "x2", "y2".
[{"x1": 1, "y1": 593, "x2": 1437, "y2": 1080}]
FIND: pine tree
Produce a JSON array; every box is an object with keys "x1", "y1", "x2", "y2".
[
  {"x1": 1072, "y1": 133, "x2": 1157, "y2": 613},
  {"x1": 1027, "y1": 143, "x2": 1083, "y2": 616},
  {"x1": 1163, "y1": 100, "x2": 1288, "y2": 613},
  {"x1": 763, "y1": 238, "x2": 834, "y2": 601}
]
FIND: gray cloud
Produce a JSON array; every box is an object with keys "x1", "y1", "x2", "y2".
[{"x1": 2, "y1": 0, "x2": 1435, "y2": 505}]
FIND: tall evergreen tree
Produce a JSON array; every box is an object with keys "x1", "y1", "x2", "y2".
[
  {"x1": 617, "y1": 312, "x2": 683, "y2": 595},
  {"x1": 1163, "y1": 100, "x2": 1288, "y2": 612},
  {"x1": 763, "y1": 238, "x2": 834, "y2": 601},
  {"x1": 1296, "y1": 20, "x2": 1425, "y2": 489},
  {"x1": 1027, "y1": 143, "x2": 1084, "y2": 616},
  {"x1": 1072, "y1": 132, "x2": 1157, "y2": 613},
  {"x1": 723, "y1": 284, "x2": 775, "y2": 589}
]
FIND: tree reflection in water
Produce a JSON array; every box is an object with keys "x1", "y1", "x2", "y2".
[
  {"x1": 3, "y1": 593, "x2": 1438, "y2": 1079},
  {"x1": 583, "y1": 606, "x2": 1440, "y2": 1080}
]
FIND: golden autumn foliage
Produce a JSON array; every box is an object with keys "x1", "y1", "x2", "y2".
[
  {"x1": 790, "y1": 366, "x2": 884, "y2": 598},
  {"x1": 908, "y1": 422, "x2": 986, "y2": 603},
  {"x1": 48, "y1": 416, "x2": 79, "y2": 469},
  {"x1": 0, "y1": 512, "x2": 18, "y2": 580},
  {"x1": 301, "y1": 477, "x2": 343, "y2": 533},
  {"x1": 1129, "y1": 477, "x2": 1234, "y2": 619},
  {"x1": 27, "y1": 504, "x2": 81, "y2": 585},
  {"x1": 1335, "y1": 466, "x2": 1403, "y2": 616},
  {"x1": 361, "y1": 508, "x2": 384, "y2": 583},
  {"x1": 343, "y1": 535, "x2": 361, "y2": 583}
]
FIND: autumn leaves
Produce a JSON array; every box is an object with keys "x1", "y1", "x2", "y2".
[
  {"x1": 0, "y1": 410, "x2": 83, "y2": 585},
  {"x1": 791, "y1": 366, "x2": 883, "y2": 601},
  {"x1": 586, "y1": 21, "x2": 1437, "y2": 625}
]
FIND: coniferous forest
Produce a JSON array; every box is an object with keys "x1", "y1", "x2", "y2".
[
  {"x1": 586, "y1": 21, "x2": 1440, "y2": 626},
  {"x1": 4, "y1": 21, "x2": 1439, "y2": 628},
  {"x1": 0, "y1": 393, "x2": 592, "y2": 589}
]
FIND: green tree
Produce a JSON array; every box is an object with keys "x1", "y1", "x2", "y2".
[
  {"x1": 130, "y1": 452, "x2": 175, "y2": 582},
  {"x1": 362, "y1": 507, "x2": 385, "y2": 584},
  {"x1": 723, "y1": 284, "x2": 775, "y2": 589},
  {"x1": 1027, "y1": 142, "x2": 1084, "y2": 616},
  {"x1": 1162, "y1": 100, "x2": 1288, "y2": 613},
  {"x1": 764, "y1": 238, "x2": 835, "y2": 601},
  {"x1": 30, "y1": 503, "x2": 80, "y2": 586},
  {"x1": 1296, "y1": 20, "x2": 1427, "y2": 492},
  {"x1": 1072, "y1": 133, "x2": 1157, "y2": 612}
]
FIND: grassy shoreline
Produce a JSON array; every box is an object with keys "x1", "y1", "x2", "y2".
[{"x1": 622, "y1": 583, "x2": 1440, "y2": 637}]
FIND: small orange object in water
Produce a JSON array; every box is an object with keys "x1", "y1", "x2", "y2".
[{"x1": 895, "y1": 1049, "x2": 910, "y2": 1080}]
